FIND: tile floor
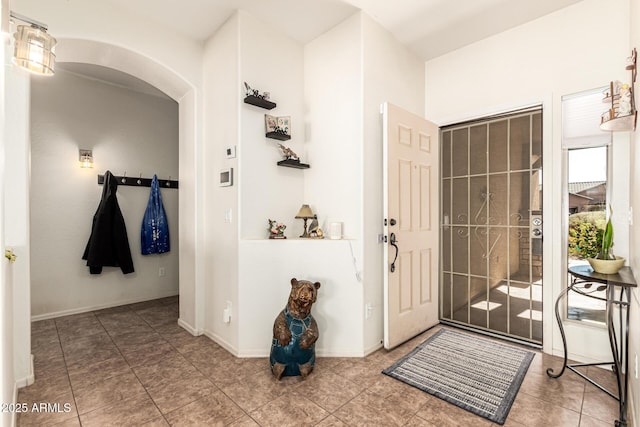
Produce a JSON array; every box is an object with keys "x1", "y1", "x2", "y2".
[{"x1": 17, "y1": 296, "x2": 621, "y2": 426}]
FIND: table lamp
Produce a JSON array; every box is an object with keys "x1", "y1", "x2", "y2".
[{"x1": 295, "y1": 204, "x2": 314, "y2": 238}]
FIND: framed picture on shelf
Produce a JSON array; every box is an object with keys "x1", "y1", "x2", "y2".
[
  {"x1": 277, "y1": 116, "x2": 290, "y2": 135},
  {"x1": 265, "y1": 114, "x2": 291, "y2": 137},
  {"x1": 265, "y1": 114, "x2": 278, "y2": 133}
]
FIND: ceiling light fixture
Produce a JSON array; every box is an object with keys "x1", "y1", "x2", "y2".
[{"x1": 9, "y1": 11, "x2": 56, "y2": 76}]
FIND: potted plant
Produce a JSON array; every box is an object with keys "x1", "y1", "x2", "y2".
[{"x1": 587, "y1": 205, "x2": 625, "y2": 274}]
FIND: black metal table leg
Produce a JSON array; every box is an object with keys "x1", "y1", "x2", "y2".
[
  {"x1": 546, "y1": 283, "x2": 572, "y2": 378},
  {"x1": 608, "y1": 286, "x2": 630, "y2": 427},
  {"x1": 555, "y1": 266, "x2": 636, "y2": 427}
]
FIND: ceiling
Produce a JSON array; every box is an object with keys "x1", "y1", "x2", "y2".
[
  {"x1": 105, "y1": 0, "x2": 583, "y2": 60},
  {"x1": 59, "y1": 0, "x2": 583, "y2": 97}
]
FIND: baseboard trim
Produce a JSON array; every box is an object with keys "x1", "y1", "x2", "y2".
[
  {"x1": 364, "y1": 341, "x2": 383, "y2": 357},
  {"x1": 203, "y1": 330, "x2": 238, "y2": 357},
  {"x1": 177, "y1": 318, "x2": 202, "y2": 336},
  {"x1": 316, "y1": 349, "x2": 366, "y2": 357},
  {"x1": 200, "y1": 329, "x2": 372, "y2": 358},
  {"x1": 14, "y1": 354, "x2": 34, "y2": 388},
  {"x1": 629, "y1": 382, "x2": 637, "y2": 427},
  {"x1": 31, "y1": 293, "x2": 179, "y2": 321}
]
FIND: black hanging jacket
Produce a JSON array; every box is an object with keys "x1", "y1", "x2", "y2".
[{"x1": 82, "y1": 170, "x2": 135, "y2": 274}]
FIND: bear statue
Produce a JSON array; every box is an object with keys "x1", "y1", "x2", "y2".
[{"x1": 270, "y1": 278, "x2": 321, "y2": 380}]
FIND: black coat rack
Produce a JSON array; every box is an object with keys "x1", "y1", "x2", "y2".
[{"x1": 97, "y1": 174, "x2": 179, "y2": 189}]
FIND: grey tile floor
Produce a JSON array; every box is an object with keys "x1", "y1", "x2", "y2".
[{"x1": 17, "y1": 296, "x2": 621, "y2": 426}]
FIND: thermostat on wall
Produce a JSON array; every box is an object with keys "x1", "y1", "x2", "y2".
[
  {"x1": 220, "y1": 168, "x2": 233, "y2": 187},
  {"x1": 225, "y1": 146, "x2": 236, "y2": 158}
]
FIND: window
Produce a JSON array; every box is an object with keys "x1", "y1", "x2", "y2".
[
  {"x1": 562, "y1": 88, "x2": 611, "y2": 325},
  {"x1": 566, "y1": 146, "x2": 607, "y2": 324}
]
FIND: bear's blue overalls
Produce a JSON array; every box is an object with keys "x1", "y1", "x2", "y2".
[{"x1": 269, "y1": 307, "x2": 316, "y2": 377}]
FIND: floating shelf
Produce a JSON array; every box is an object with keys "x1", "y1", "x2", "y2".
[
  {"x1": 277, "y1": 159, "x2": 310, "y2": 169},
  {"x1": 600, "y1": 48, "x2": 637, "y2": 132},
  {"x1": 266, "y1": 131, "x2": 291, "y2": 141},
  {"x1": 244, "y1": 95, "x2": 276, "y2": 110},
  {"x1": 600, "y1": 111, "x2": 637, "y2": 131}
]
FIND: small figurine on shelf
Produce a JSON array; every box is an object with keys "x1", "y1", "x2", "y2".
[
  {"x1": 619, "y1": 83, "x2": 632, "y2": 116},
  {"x1": 268, "y1": 219, "x2": 287, "y2": 239},
  {"x1": 245, "y1": 82, "x2": 270, "y2": 100},
  {"x1": 244, "y1": 81, "x2": 257, "y2": 97},
  {"x1": 278, "y1": 144, "x2": 298, "y2": 161},
  {"x1": 307, "y1": 215, "x2": 324, "y2": 239}
]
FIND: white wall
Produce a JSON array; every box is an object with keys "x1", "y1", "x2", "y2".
[
  {"x1": 239, "y1": 11, "x2": 305, "y2": 240},
  {"x1": 303, "y1": 14, "x2": 365, "y2": 355},
  {"x1": 29, "y1": 69, "x2": 179, "y2": 317},
  {"x1": 202, "y1": 13, "x2": 241, "y2": 352},
  {"x1": 304, "y1": 14, "x2": 362, "y2": 241},
  {"x1": 425, "y1": 0, "x2": 630, "y2": 362},
  {"x1": 237, "y1": 11, "x2": 309, "y2": 355}
]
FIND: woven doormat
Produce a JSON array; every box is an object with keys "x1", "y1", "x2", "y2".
[{"x1": 383, "y1": 329, "x2": 534, "y2": 425}]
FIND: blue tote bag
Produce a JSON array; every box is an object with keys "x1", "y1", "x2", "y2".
[{"x1": 141, "y1": 175, "x2": 170, "y2": 254}]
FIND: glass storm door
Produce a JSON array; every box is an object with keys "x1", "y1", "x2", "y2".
[{"x1": 440, "y1": 108, "x2": 543, "y2": 344}]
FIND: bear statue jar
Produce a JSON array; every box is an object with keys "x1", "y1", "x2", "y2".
[{"x1": 270, "y1": 278, "x2": 321, "y2": 380}]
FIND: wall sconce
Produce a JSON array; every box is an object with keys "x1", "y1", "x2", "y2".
[
  {"x1": 295, "y1": 204, "x2": 314, "y2": 238},
  {"x1": 79, "y1": 149, "x2": 93, "y2": 168},
  {"x1": 9, "y1": 11, "x2": 57, "y2": 76}
]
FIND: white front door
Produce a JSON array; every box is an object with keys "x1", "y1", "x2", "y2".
[{"x1": 383, "y1": 102, "x2": 440, "y2": 349}]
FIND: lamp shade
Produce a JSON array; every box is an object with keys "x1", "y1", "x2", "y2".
[
  {"x1": 13, "y1": 25, "x2": 56, "y2": 76},
  {"x1": 295, "y1": 204, "x2": 314, "y2": 219}
]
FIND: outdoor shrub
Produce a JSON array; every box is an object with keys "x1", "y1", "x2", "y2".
[{"x1": 568, "y1": 211, "x2": 605, "y2": 259}]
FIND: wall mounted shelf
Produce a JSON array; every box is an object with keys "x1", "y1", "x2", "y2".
[
  {"x1": 600, "y1": 48, "x2": 637, "y2": 132},
  {"x1": 277, "y1": 159, "x2": 310, "y2": 169},
  {"x1": 266, "y1": 131, "x2": 291, "y2": 141},
  {"x1": 244, "y1": 95, "x2": 276, "y2": 110}
]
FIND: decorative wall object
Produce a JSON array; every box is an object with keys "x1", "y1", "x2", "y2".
[
  {"x1": 276, "y1": 143, "x2": 310, "y2": 169},
  {"x1": 295, "y1": 204, "x2": 314, "y2": 238},
  {"x1": 243, "y1": 81, "x2": 276, "y2": 110},
  {"x1": 600, "y1": 48, "x2": 637, "y2": 131},
  {"x1": 268, "y1": 219, "x2": 287, "y2": 239},
  {"x1": 265, "y1": 114, "x2": 291, "y2": 140}
]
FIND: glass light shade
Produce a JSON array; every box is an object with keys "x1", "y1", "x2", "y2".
[
  {"x1": 13, "y1": 25, "x2": 56, "y2": 76},
  {"x1": 79, "y1": 149, "x2": 93, "y2": 168},
  {"x1": 295, "y1": 204, "x2": 314, "y2": 219},
  {"x1": 80, "y1": 154, "x2": 93, "y2": 168}
]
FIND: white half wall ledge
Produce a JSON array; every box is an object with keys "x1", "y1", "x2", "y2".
[{"x1": 55, "y1": 39, "x2": 193, "y2": 100}]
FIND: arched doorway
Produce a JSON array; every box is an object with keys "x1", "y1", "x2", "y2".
[{"x1": 50, "y1": 38, "x2": 203, "y2": 334}]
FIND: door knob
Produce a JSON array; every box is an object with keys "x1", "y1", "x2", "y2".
[{"x1": 390, "y1": 218, "x2": 397, "y2": 226}]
